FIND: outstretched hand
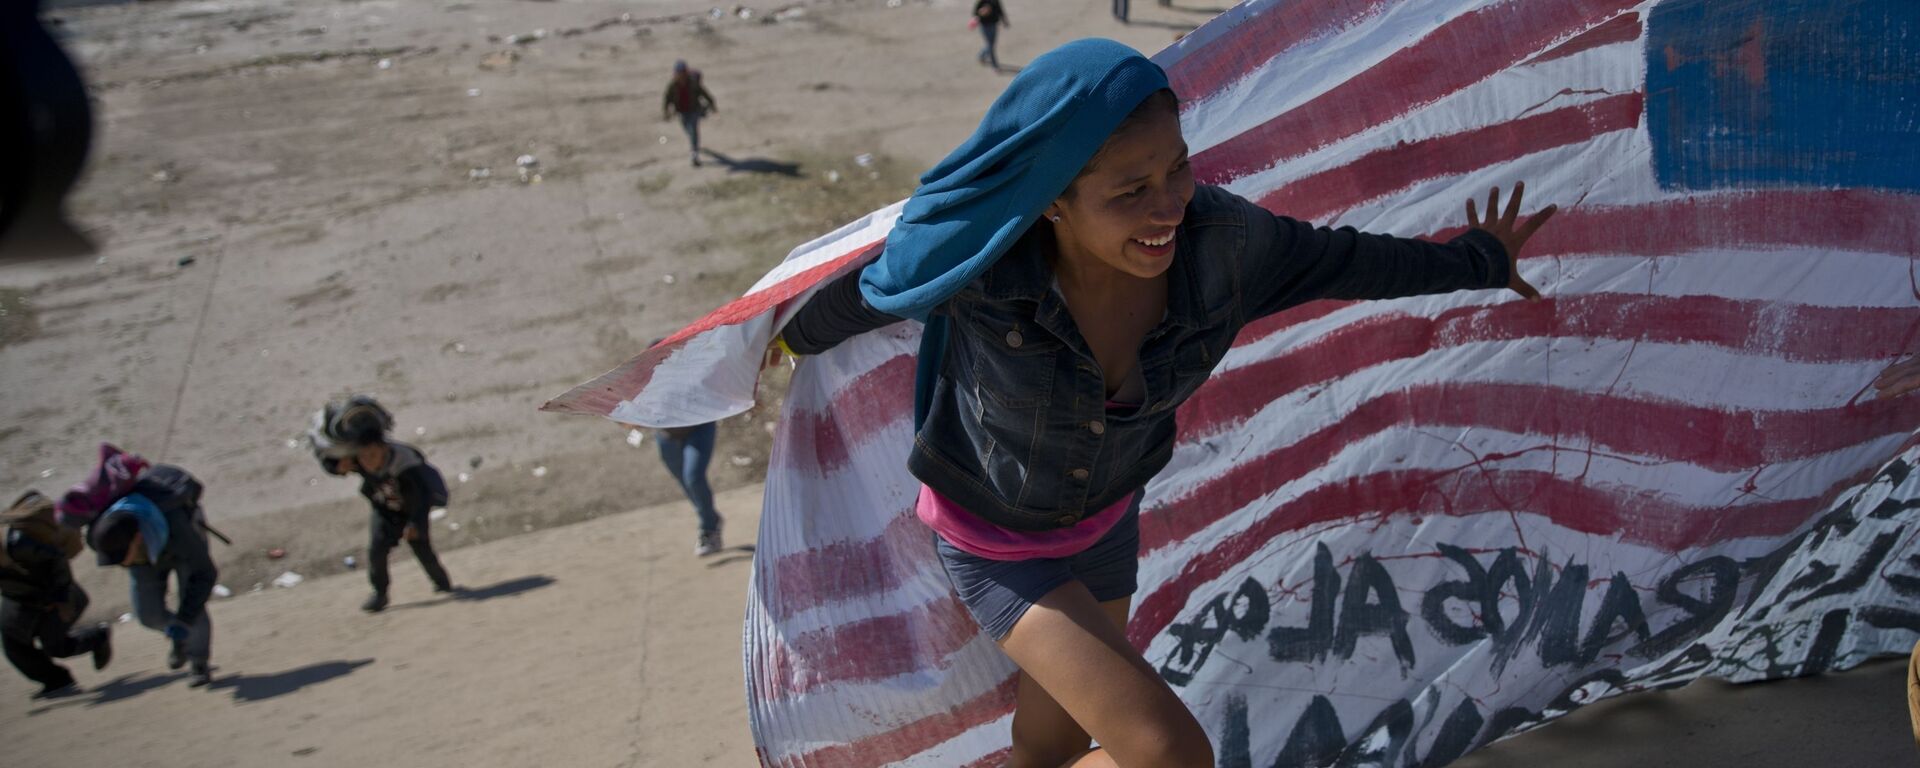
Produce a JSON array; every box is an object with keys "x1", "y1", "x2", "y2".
[
  {"x1": 1873, "y1": 356, "x2": 1920, "y2": 400},
  {"x1": 1466, "y1": 181, "x2": 1556, "y2": 301}
]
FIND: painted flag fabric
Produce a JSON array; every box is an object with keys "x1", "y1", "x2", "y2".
[{"x1": 545, "y1": 0, "x2": 1920, "y2": 765}]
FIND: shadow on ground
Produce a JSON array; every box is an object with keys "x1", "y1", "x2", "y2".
[
  {"x1": 388, "y1": 574, "x2": 557, "y2": 611},
  {"x1": 702, "y1": 149, "x2": 801, "y2": 176},
  {"x1": 209, "y1": 658, "x2": 375, "y2": 702}
]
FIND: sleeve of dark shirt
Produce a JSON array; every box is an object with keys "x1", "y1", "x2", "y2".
[
  {"x1": 1233, "y1": 191, "x2": 1511, "y2": 321},
  {"x1": 781, "y1": 267, "x2": 908, "y2": 355},
  {"x1": 167, "y1": 508, "x2": 219, "y2": 626}
]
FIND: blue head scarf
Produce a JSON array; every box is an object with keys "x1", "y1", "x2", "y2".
[{"x1": 858, "y1": 39, "x2": 1170, "y2": 320}]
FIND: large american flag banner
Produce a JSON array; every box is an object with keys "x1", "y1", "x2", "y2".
[{"x1": 546, "y1": 0, "x2": 1920, "y2": 764}]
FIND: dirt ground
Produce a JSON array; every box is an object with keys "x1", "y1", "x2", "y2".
[
  {"x1": 4, "y1": 0, "x2": 1915, "y2": 766},
  {"x1": 1, "y1": 0, "x2": 1198, "y2": 614}
]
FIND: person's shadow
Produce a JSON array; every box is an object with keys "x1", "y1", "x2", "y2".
[
  {"x1": 208, "y1": 658, "x2": 375, "y2": 702},
  {"x1": 388, "y1": 574, "x2": 557, "y2": 611},
  {"x1": 25, "y1": 670, "x2": 188, "y2": 714},
  {"x1": 700, "y1": 149, "x2": 801, "y2": 176},
  {"x1": 705, "y1": 544, "x2": 756, "y2": 569}
]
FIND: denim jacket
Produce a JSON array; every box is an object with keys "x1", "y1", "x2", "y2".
[{"x1": 784, "y1": 185, "x2": 1510, "y2": 532}]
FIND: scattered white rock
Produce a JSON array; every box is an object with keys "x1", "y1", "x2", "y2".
[
  {"x1": 272, "y1": 572, "x2": 304, "y2": 589},
  {"x1": 515, "y1": 154, "x2": 538, "y2": 167},
  {"x1": 119, "y1": 613, "x2": 133, "y2": 624},
  {"x1": 343, "y1": 555, "x2": 358, "y2": 569},
  {"x1": 457, "y1": 472, "x2": 471, "y2": 483},
  {"x1": 212, "y1": 584, "x2": 233, "y2": 599},
  {"x1": 449, "y1": 522, "x2": 461, "y2": 531},
  {"x1": 430, "y1": 508, "x2": 448, "y2": 521},
  {"x1": 826, "y1": 169, "x2": 841, "y2": 183},
  {"x1": 38, "y1": 468, "x2": 53, "y2": 479},
  {"x1": 469, "y1": 167, "x2": 492, "y2": 180},
  {"x1": 467, "y1": 88, "x2": 482, "y2": 97},
  {"x1": 626, "y1": 429, "x2": 646, "y2": 447},
  {"x1": 377, "y1": 58, "x2": 392, "y2": 69},
  {"x1": 662, "y1": 273, "x2": 676, "y2": 284},
  {"x1": 531, "y1": 466, "x2": 549, "y2": 478},
  {"x1": 414, "y1": 426, "x2": 426, "y2": 436},
  {"x1": 658, "y1": 135, "x2": 669, "y2": 144},
  {"x1": 730, "y1": 454, "x2": 753, "y2": 467},
  {"x1": 855, "y1": 153, "x2": 874, "y2": 167}
]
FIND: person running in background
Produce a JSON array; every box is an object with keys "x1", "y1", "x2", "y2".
[
  {"x1": 643, "y1": 339, "x2": 726, "y2": 556},
  {"x1": 662, "y1": 60, "x2": 717, "y2": 167},
  {"x1": 973, "y1": 0, "x2": 1009, "y2": 71},
  {"x1": 656, "y1": 421, "x2": 724, "y2": 556},
  {"x1": 308, "y1": 396, "x2": 456, "y2": 613},
  {"x1": 0, "y1": 491, "x2": 110, "y2": 699}
]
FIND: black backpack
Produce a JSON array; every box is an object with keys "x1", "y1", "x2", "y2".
[
  {"x1": 132, "y1": 465, "x2": 203, "y2": 516},
  {"x1": 419, "y1": 463, "x2": 450, "y2": 508}
]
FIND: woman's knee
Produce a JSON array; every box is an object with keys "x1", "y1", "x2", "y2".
[{"x1": 132, "y1": 602, "x2": 169, "y2": 630}]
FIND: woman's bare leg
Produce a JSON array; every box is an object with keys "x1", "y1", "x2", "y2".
[{"x1": 999, "y1": 584, "x2": 1211, "y2": 767}]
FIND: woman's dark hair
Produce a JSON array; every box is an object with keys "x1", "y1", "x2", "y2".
[{"x1": 1067, "y1": 89, "x2": 1180, "y2": 194}]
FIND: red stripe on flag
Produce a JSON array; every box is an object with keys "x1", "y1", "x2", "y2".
[
  {"x1": 780, "y1": 354, "x2": 915, "y2": 474},
  {"x1": 786, "y1": 676, "x2": 1017, "y2": 767},
  {"x1": 1167, "y1": 0, "x2": 1393, "y2": 102},
  {"x1": 1127, "y1": 464, "x2": 1879, "y2": 647},
  {"x1": 1147, "y1": 382, "x2": 1920, "y2": 564},
  {"x1": 1192, "y1": 0, "x2": 1641, "y2": 184},
  {"x1": 767, "y1": 510, "x2": 923, "y2": 622},
  {"x1": 764, "y1": 595, "x2": 979, "y2": 697},
  {"x1": 1523, "y1": 11, "x2": 1642, "y2": 66},
  {"x1": 1231, "y1": 189, "x2": 1920, "y2": 351},
  {"x1": 1179, "y1": 295, "x2": 1917, "y2": 442},
  {"x1": 1254, "y1": 93, "x2": 1645, "y2": 223}
]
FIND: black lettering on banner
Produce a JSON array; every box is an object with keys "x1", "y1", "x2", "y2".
[
  {"x1": 1269, "y1": 543, "x2": 1340, "y2": 663},
  {"x1": 1333, "y1": 553, "x2": 1415, "y2": 671},
  {"x1": 1421, "y1": 544, "x2": 1491, "y2": 646},
  {"x1": 1418, "y1": 697, "x2": 1485, "y2": 768},
  {"x1": 1634, "y1": 556, "x2": 1738, "y2": 658},
  {"x1": 1274, "y1": 696, "x2": 1344, "y2": 768},
  {"x1": 1580, "y1": 572, "x2": 1652, "y2": 663},
  {"x1": 1536, "y1": 561, "x2": 1589, "y2": 666},
  {"x1": 1217, "y1": 693, "x2": 1252, "y2": 768},
  {"x1": 1158, "y1": 577, "x2": 1271, "y2": 686},
  {"x1": 1332, "y1": 698, "x2": 1413, "y2": 768}
]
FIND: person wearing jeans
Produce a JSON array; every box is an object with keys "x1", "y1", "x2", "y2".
[
  {"x1": 974, "y1": 0, "x2": 1008, "y2": 70},
  {"x1": 656, "y1": 422, "x2": 723, "y2": 555},
  {"x1": 90, "y1": 494, "x2": 217, "y2": 687}
]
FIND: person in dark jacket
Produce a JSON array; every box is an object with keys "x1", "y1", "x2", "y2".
[
  {"x1": 308, "y1": 396, "x2": 455, "y2": 613},
  {"x1": 972, "y1": 0, "x2": 1009, "y2": 70},
  {"x1": 91, "y1": 490, "x2": 216, "y2": 687},
  {"x1": 771, "y1": 40, "x2": 1553, "y2": 767},
  {"x1": 662, "y1": 60, "x2": 718, "y2": 167},
  {"x1": 0, "y1": 491, "x2": 110, "y2": 698}
]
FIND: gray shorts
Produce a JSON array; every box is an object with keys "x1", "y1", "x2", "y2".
[{"x1": 932, "y1": 497, "x2": 1142, "y2": 641}]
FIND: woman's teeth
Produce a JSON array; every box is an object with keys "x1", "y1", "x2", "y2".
[{"x1": 1133, "y1": 231, "x2": 1174, "y2": 247}]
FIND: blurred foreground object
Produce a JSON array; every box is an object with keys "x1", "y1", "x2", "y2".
[{"x1": 0, "y1": 0, "x2": 95, "y2": 259}]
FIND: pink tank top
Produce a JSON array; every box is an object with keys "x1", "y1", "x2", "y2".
[{"x1": 918, "y1": 398, "x2": 1141, "y2": 561}]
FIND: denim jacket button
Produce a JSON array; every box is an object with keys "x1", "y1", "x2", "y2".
[
  {"x1": 1087, "y1": 420, "x2": 1105, "y2": 435},
  {"x1": 1068, "y1": 468, "x2": 1089, "y2": 481},
  {"x1": 1055, "y1": 514, "x2": 1079, "y2": 526},
  {"x1": 1005, "y1": 330, "x2": 1023, "y2": 348}
]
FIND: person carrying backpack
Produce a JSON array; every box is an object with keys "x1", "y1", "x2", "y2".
[
  {"x1": 662, "y1": 60, "x2": 717, "y2": 167},
  {"x1": 89, "y1": 481, "x2": 218, "y2": 688},
  {"x1": 307, "y1": 396, "x2": 456, "y2": 613},
  {"x1": 0, "y1": 491, "x2": 111, "y2": 698}
]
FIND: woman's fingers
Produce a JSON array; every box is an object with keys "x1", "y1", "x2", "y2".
[
  {"x1": 1502, "y1": 181, "x2": 1524, "y2": 228},
  {"x1": 1517, "y1": 204, "x2": 1557, "y2": 242}
]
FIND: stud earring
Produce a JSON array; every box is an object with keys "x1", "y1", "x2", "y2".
[{"x1": 1048, "y1": 215, "x2": 1061, "y2": 222}]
